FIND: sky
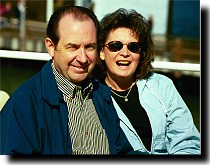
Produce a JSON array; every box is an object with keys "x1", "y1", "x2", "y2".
[{"x1": 92, "y1": 0, "x2": 169, "y2": 35}]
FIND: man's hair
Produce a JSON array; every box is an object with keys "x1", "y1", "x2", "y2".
[
  {"x1": 95, "y1": 8, "x2": 154, "y2": 81},
  {"x1": 46, "y1": 5, "x2": 99, "y2": 47}
]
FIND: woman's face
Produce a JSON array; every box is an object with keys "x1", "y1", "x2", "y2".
[{"x1": 100, "y1": 28, "x2": 141, "y2": 83}]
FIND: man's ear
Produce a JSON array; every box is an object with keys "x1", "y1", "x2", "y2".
[{"x1": 45, "y1": 38, "x2": 55, "y2": 58}]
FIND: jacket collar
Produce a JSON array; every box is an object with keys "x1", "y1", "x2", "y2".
[
  {"x1": 41, "y1": 60, "x2": 61, "y2": 106},
  {"x1": 136, "y1": 79, "x2": 147, "y2": 95},
  {"x1": 136, "y1": 72, "x2": 155, "y2": 95}
]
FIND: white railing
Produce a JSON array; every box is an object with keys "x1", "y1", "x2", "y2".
[
  {"x1": 0, "y1": 50, "x2": 200, "y2": 73},
  {"x1": 0, "y1": 50, "x2": 50, "y2": 61},
  {"x1": 152, "y1": 61, "x2": 200, "y2": 72}
]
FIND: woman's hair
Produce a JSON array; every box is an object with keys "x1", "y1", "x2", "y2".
[
  {"x1": 93, "y1": 8, "x2": 154, "y2": 81},
  {"x1": 46, "y1": 5, "x2": 99, "y2": 48}
]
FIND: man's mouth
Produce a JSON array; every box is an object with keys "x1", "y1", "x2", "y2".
[{"x1": 71, "y1": 64, "x2": 89, "y2": 73}]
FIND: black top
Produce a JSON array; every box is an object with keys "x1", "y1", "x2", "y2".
[{"x1": 112, "y1": 84, "x2": 152, "y2": 151}]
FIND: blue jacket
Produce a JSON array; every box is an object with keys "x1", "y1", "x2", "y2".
[
  {"x1": 0, "y1": 61, "x2": 132, "y2": 155},
  {"x1": 112, "y1": 73, "x2": 200, "y2": 154}
]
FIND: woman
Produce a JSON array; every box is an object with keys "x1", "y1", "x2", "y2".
[{"x1": 93, "y1": 8, "x2": 200, "y2": 154}]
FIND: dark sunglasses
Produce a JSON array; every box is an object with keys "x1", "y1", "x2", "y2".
[{"x1": 103, "y1": 41, "x2": 141, "y2": 53}]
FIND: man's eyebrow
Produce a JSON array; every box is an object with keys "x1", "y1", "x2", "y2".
[
  {"x1": 65, "y1": 43, "x2": 79, "y2": 47},
  {"x1": 64, "y1": 42, "x2": 96, "y2": 47}
]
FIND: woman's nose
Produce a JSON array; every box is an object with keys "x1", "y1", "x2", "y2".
[{"x1": 120, "y1": 45, "x2": 130, "y2": 57}]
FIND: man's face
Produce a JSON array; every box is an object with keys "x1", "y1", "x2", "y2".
[{"x1": 47, "y1": 14, "x2": 97, "y2": 85}]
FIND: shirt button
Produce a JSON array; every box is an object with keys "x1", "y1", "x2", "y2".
[{"x1": 85, "y1": 131, "x2": 88, "y2": 136}]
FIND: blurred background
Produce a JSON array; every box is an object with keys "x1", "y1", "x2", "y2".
[{"x1": 0, "y1": 0, "x2": 200, "y2": 130}]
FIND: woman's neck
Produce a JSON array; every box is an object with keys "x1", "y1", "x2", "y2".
[{"x1": 105, "y1": 76, "x2": 135, "y2": 91}]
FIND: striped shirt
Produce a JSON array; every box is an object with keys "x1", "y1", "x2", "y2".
[{"x1": 51, "y1": 63, "x2": 110, "y2": 154}]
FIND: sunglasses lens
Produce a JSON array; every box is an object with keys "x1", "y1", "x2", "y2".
[
  {"x1": 108, "y1": 41, "x2": 123, "y2": 52},
  {"x1": 128, "y1": 42, "x2": 141, "y2": 53},
  {"x1": 105, "y1": 41, "x2": 141, "y2": 53}
]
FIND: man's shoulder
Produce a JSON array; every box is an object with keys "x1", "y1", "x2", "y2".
[
  {"x1": 92, "y1": 79, "x2": 111, "y2": 91},
  {"x1": 91, "y1": 79, "x2": 112, "y2": 100},
  {"x1": 9, "y1": 62, "x2": 51, "y2": 101}
]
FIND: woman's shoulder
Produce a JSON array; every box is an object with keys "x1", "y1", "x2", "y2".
[
  {"x1": 147, "y1": 72, "x2": 173, "y2": 83},
  {"x1": 142, "y1": 73, "x2": 174, "y2": 89}
]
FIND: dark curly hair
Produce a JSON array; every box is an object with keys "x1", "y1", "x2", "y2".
[{"x1": 93, "y1": 8, "x2": 154, "y2": 82}]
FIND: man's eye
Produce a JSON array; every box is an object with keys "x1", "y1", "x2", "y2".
[
  {"x1": 67, "y1": 47, "x2": 76, "y2": 51},
  {"x1": 67, "y1": 45, "x2": 79, "y2": 51},
  {"x1": 85, "y1": 45, "x2": 96, "y2": 51}
]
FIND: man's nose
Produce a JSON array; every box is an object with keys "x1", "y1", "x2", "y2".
[{"x1": 77, "y1": 48, "x2": 88, "y2": 63}]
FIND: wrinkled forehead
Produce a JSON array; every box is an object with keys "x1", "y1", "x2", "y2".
[
  {"x1": 59, "y1": 13, "x2": 93, "y2": 26},
  {"x1": 57, "y1": 14, "x2": 96, "y2": 36}
]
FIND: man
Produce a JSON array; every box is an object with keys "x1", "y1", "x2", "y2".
[{"x1": 0, "y1": 6, "x2": 132, "y2": 155}]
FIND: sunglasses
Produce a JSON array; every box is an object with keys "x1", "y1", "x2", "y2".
[{"x1": 103, "y1": 41, "x2": 141, "y2": 53}]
